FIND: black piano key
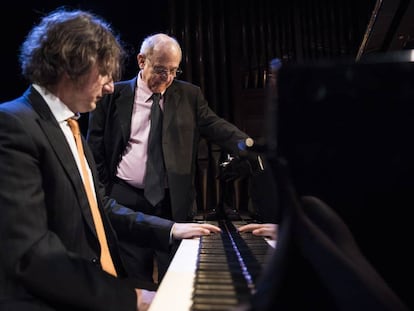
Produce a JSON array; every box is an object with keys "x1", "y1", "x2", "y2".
[
  {"x1": 195, "y1": 273, "x2": 246, "y2": 284},
  {"x1": 193, "y1": 288, "x2": 237, "y2": 297},
  {"x1": 197, "y1": 262, "x2": 242, "y2": 271},
  {"x1": 194, "y1": 284, "x2": 236, "y2": 291},
  {"x1": 192, "y1": 295, "x2": 250, "y2": 306},
  {"x1": 195, "y1": 271, "x2": 233, "y2": 279},
  {"x1": 193, "y1": 297, "x2": 239, "y2": 305},
  {"x1": 191, "y1": 302, "x2": 238, "y2": 311}
]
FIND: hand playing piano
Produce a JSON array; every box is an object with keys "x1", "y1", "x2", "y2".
[
  {"x1": 171, "y1": 223, "x2": 221, "y2": 239},
  {"x1": 135, "y1": 288, "x2": 156, "y2": 311},
  {"x1": 238, "y1": 223, "x2": 278, "y2": 241}
]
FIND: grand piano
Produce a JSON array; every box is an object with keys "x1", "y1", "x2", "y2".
[{"x1": 150, "y1": 0, "x2": 414, "y2": 309}]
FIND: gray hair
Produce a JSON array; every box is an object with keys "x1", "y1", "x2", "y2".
[{"x1": 139, "y1": 33, "x2": 182, "y2": 60}]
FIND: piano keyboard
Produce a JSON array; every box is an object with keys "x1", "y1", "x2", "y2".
[{"x1": 149, "y1": 220, "x2": 276, "y2": 311}]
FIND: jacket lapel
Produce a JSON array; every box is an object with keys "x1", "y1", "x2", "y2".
[
  {"x1": 116, "y1": 78, "x2": 136, "y2": 144},
  {"x1": 163, "y1": 82, "x2": 180, "y2": 132},
  {"x1": 26, "y1": 87, "x2": 97, "y2": 236}
]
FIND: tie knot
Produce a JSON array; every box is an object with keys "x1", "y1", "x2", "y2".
[
  {"x1": 152, "y1": 93, "x2": 161, "y2": 102},
  {"x1": 67, "y1": 118, "x2": 80, "y2": 135}
]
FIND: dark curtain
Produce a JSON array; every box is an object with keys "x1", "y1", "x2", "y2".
[
  {"x1": 165, "y1": 0, "x2": 376, "y2": 213},
  {"x1": 167, "y1": 0, "x2": 376, "y2": 120}
]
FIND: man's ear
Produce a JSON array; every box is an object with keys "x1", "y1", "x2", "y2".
[{"x1": 137, "y1": 54, "x2": 146, "y2": 69}]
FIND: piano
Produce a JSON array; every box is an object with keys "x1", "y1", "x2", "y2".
[
  {"x1": 152, "y1": 1, "x2": 414, "y2": 308},
  {"x1": 149, "y1": 220, "x2": 276, "y2": 311}
]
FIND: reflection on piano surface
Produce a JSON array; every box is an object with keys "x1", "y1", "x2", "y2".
[{"x1": 149, "y1": 220, "x2": 275, "y2": 311}]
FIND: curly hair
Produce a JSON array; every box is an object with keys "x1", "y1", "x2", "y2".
[{"x1": 19, "y1": 7, "x2": 126, "y2": 87}]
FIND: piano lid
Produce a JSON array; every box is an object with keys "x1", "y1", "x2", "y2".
[{"x1": 356, "y1": 0, "x2": 414, "y2": 61}]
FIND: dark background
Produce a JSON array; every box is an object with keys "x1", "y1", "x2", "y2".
[
  {"x1": 1, "y1": 0, "x2": 375, "y2": 133},
  {"x1": 0, "y1": 1, "x2": 169, "y2": 103}
]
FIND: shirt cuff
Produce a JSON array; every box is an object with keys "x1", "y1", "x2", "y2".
[{"x1": 169, "y1": 223, "x2": 176, "y2": 244}]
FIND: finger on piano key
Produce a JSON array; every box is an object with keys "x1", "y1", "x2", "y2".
[{"x1": 171, "y1": 222, "x2": 222, "y2": 239}]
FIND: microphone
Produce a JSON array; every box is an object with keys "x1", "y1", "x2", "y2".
[
  {"x1": 238, "y1": 137, "x2": 268, "y2": 153},
  {"x1": 237, "y1": 138, "x2": 266, "y2": 171},
  {"x1": 237, "y1": 137, "x2": 255, "y2": 151}
]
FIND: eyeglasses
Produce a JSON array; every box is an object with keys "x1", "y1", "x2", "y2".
[
  {"x1": 152, "y1": 65, "x2": 183, "y2": 77},
  {"x1": 146, "y1": 58, "x2": 182, "y2": 77}
]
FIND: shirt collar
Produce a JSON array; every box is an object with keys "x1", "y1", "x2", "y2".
[
  {"x1": 137, "y1": 71, "x2": 165, "y2": 102},
  {"x1": 32, "y1": 84, "x2": 76, "y2": 123}
]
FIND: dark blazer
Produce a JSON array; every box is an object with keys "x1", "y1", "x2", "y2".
[
  {"x1": 87, "y1": 78, "x2": 249, "y2": 221},
  {"x1": 0, "y1": 87, "x2": 174, "y2": 311}
]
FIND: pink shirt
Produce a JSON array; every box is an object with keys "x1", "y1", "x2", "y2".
[{"x1": 116, "y1": 72, "x2": 164, "y2": 188}]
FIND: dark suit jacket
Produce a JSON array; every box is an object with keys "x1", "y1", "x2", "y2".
[
  {"x1": 87, "y1": 78, "x2": 249, "y2": 221},
  {"x1": 0, "y1": 87, "x2": 174, "y2": 310}
]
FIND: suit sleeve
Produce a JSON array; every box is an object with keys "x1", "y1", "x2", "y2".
[
  {"x1": 195, "y1": 86, "x2": 250, "y2": 155},
  {"x1": 101, "y1": 194, "x2": 174, "y2": 252}
]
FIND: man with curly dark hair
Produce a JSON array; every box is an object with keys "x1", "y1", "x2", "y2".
[{"x1": 0, "y1": 8, "x2": 220, "y2": 311}]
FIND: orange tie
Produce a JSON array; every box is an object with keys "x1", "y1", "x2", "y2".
[{"x1": 67, "y1": 118, "x2": 117, "y2": 277}]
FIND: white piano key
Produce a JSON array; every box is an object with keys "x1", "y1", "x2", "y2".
[{"x1": 149, "y1": 238, "x2": 200, "y2": 311}]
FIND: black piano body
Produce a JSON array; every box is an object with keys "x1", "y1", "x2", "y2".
[
  {"x1": 267, "y1": 54, "x2": 414, "y2": 310},
  {"x1": 263, "y1": 1, "x2": 414, "y2": 308}
]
